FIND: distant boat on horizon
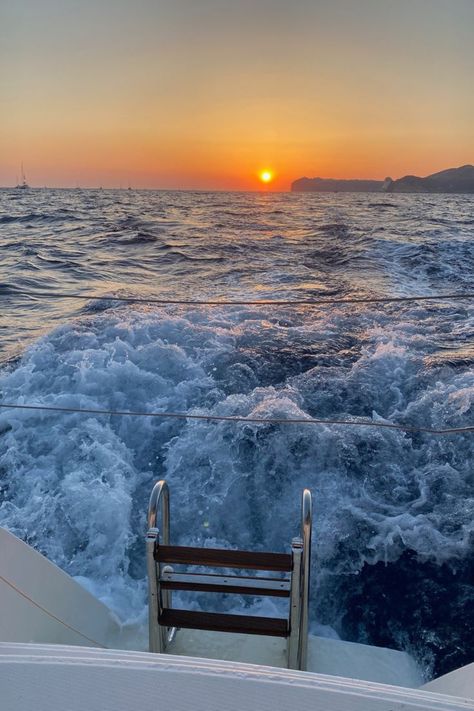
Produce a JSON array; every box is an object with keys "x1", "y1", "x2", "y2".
[{"x1": 15, "y1": 164, "x2": 29, "y2": 190}]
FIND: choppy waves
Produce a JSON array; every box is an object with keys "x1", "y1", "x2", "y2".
[{"x1": 0, "y1": 189, "x2": 473, "y2": 677}]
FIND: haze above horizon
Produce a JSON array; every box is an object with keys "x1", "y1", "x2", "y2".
[{"x1": 1, "y1": 0, "x2": 473, "y2": 191}]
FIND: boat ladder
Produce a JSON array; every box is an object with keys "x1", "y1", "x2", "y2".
[{"x1": 146, "y1": 480, "x2": 312, "y2": 670}]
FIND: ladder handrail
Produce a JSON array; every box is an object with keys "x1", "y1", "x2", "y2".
[
  {"x1": 146, "y1": 480, "x2": 171, "y2": 652},
  {"x1": 147, "y1": 479, "x2": 170, "y2": 542},
  {"x1": 299, "y1": 488, "x2": 312, "y2": 670}
]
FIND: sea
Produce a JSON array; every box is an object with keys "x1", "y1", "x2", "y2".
[{"x1": 0, "y1": 187, "x2": 473, "y2": 679}]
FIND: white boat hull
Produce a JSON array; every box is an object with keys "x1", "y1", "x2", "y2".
[{"x1": 1, "y1": 526, "x2": 473, "y2": 708}]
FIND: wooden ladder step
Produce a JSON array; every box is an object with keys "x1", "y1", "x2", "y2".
[
  {"x1": 159, "y1": 608, "x2": 289, "y2": 637},
  {"x1": 155, "y1": 545, "x2": 293, "y2": 572}
]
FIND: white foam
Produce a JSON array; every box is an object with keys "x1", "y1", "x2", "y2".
[{"x1": 0, "y1": 303, "x2": 473, "y2": 645}]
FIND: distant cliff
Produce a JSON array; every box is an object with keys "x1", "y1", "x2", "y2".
[
  {"x1": 291, "y1": 165, "x2": 474, "y2": 194},
  {"x1": 384, "y1": 165, "x2": 474, "y2": 193},
  {"x1": 291, "y1": 177, "x2": 384, "y2": 192}
]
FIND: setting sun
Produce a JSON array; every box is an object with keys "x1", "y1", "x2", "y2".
[{"x1": 259, "y1": 170, "x2": 274, "y2": 184}]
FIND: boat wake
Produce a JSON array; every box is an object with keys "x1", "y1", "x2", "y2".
[{"x1": 1, "y1": 300, "x2": 473, "y2": 678}]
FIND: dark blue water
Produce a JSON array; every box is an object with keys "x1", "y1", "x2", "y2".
[{"x1": 1, "y1": 188, "x2": 473, "y2": 677}]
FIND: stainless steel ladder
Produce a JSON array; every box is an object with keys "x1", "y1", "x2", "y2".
[{"x1": 146, "y1": 480, "x2": 312, "y2": 670}]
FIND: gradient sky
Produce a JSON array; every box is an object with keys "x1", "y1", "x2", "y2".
[{"x1": 1, "y1": 0, "x2": 473, "y2": 190}]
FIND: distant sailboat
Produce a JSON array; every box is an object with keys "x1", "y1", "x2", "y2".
[{"x1": 15, "y1": 164, "x2": 29, "y2": 190}]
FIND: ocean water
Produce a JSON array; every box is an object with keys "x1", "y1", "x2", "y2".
[{"x1": 0, "y1": 188, "x2": 473, "y2": 678}]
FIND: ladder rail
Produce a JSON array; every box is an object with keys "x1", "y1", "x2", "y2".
[
  {"x1": 146, "y1": 480, "x2": 173, "y2": 652},
  {"x1": 286, "y1": 488, "x2": 313, "y2": 670},
  {"x1": 287, "y1": 537, "x2": 303, "y2": 669},
  {"x1": 147, "y1": 479, "x2": 170, "y2": 538},
  {"x1": 299, "y1": 488, "x2": 312, "y2": 671}
]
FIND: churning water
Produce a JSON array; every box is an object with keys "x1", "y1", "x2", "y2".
[{"x1": 0, "y1": 188, "x2": 473, "y2": 678}]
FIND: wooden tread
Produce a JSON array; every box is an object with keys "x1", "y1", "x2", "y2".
[
  {"x1": 155, "y1": 544, "x2": 292, "y2": 572},
  {"x1": 158, "y1": 608, "x2": 289, "y2": 637}
]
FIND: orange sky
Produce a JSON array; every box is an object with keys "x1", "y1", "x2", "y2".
[{"x1": 1, "y1": 0, "x2": 473, "y2": 190}]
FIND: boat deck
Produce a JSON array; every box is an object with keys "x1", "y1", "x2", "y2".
[{"x1": 2, "y1": 643, "x2": 472, "y2": 711}]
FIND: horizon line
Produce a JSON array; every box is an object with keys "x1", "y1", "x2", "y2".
[{"x1": 1, "y1": 162, "x2": 472, "y2": 192}]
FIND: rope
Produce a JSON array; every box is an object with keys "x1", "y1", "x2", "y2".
[
  {"x1": 0, "y1": 402, "x2": 472, "y2": 435},
  {"x1": 1, "y1": 292, "x2": 472, "y2": 434},
  {"x1": 0, "y1": 572, "x2": 106, "y2": 648},
  {"x1": 5, "y1": 290, "x2": 474, "y2": 307}
]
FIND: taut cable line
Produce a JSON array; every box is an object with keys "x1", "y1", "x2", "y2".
[
  {"x1": 4, "y1": 291, "x2": 474, "y2": 307},
  {"x1": 0, "y1": 402, "x2": 472, "y2": 436},
  {"x1": 2, "y1": 290, "x2": 472, "y2": 435}
]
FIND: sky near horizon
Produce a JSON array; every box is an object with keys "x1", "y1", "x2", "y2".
[{"x1": 1, "y1": 0, "x2": 473, "y2": 190}]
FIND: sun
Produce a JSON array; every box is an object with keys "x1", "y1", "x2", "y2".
[{"x1": 259, "y1": 169, "x2": 274, "y2": 184}]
